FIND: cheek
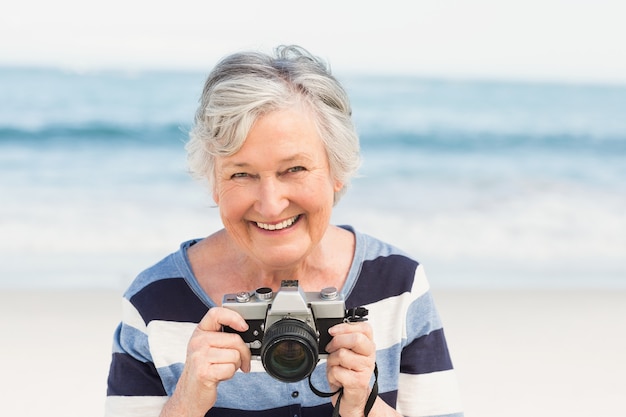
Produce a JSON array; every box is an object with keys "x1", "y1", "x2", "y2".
[
  {"x1": 216, "y1": 185, "x2": 252, "y2": 218},
  {"x1": 298, "y1": 184, "x2": 335, "y2": 220},
  {"x1": 305, "y1": 169, "x2": 338, "y2": 193}
]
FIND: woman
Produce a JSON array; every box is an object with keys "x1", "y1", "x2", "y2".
[{"x1": 105, "y1": 45, "x2": 463, "y2": 417}]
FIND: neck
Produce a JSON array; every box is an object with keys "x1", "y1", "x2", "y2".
[
  {"x1": 190, "y1": 226, "x2": 353, "y2": 302},
  {"x1": 221, "y1": 226, "x2": 347, "y2": 293},
  {"x1": 232, "y1": 244, "x2": 327, "y2": 292}
]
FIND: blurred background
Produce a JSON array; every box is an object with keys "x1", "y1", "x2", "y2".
[
  {"x1": 2, "y1": 2, "x2": 626, "y2": 417},
  {"x1": 2, "y1": 0, "x2": 624, "y2": 290}
]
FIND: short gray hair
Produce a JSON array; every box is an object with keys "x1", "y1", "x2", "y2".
[{"x1": 186, "y1": 45, "x2": 361, "y2": 203}]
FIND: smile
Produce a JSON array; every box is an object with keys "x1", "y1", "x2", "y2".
[{"x1": 255, "y1": 215, "x2": 301, "y2": 231}]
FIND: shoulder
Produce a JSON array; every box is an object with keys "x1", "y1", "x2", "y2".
[
  {"x1": 122, "y1": 239, "x2": 209, "y2": 323},
  {"x1": 341, "y1": 225, "x2": 427, "y2": 307},
  {"x1": 340, "y1": 225, "x2": 415, "y2": 261},
  {"x1": 124, "y1": 240, "x2": 195, "y2": 297}
]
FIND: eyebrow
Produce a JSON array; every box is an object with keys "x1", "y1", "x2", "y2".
[{"x1": 220, "y1": 154, "x2": 314, "y2": 171}]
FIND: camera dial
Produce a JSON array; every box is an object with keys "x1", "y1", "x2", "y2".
[
  {"x1": 255, "y1": 287, "x2": 273, "y2": 300},
  {"x1": 235, "y1": 292, "x2": 251, "y2": 303},
  {"x1": 320, "y1": 287, "x2": 338, "y2": 300}
]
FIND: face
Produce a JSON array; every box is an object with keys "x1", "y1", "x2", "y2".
[{"x1": 213, "y1": 107, "x2": 343, "y2": 270}]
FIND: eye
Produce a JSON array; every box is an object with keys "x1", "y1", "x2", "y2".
[
  {"x1": 230, "y1": 172, "x2": 250, "y2": 179},
  {"x1": 286, "y1": 166, "x2": 307, "y2": 174}
]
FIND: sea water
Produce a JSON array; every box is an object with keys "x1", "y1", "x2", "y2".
[{"x1": 1, "y1": 68, "x2": 625, "y2": 289}]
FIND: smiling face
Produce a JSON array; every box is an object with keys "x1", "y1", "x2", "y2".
[{"x1": 212, "y1": 107, "x2": 344, "y2": 270}]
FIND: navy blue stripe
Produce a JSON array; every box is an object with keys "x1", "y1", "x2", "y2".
[
  {"x1": 379, "y1": 390, "x2": 398, "y2": 408},
  {"x1": 207, "y1": 391, "x2": 398, "y2": 417},
  {"x1": 107, "y1": 352, "x2": 167, "y2": 396},
  {"x1": 401, "y1": 328, "x2": 453, "y2": 374},
  {"x1": 346, "y1": 254, "x2": 418, "y2": 308},
  {"x1": 206, "y1": 403, "x2": 332, "y2": 417},
  {"x1": 130, "y1": 277, "x2": 209, "y2": 324}
]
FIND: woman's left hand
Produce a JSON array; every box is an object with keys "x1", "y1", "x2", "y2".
[{"x1": 325, "y1": 321, "x2": 377, "y2": 417}]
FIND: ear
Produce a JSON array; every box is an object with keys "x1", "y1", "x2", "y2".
[
  {"x1": 210, "y1": 164, "x2": 220, "y2": 205},
  {"x1": 333, "y1": 179, "x2": 344, "y2": 193},
  {"x1": 211, "y1": 182, "x2": 219, "y2": 205}
]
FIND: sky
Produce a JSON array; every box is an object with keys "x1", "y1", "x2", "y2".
[{"x1": 2, "y1": 0, "x2": 626, "y2": 84}]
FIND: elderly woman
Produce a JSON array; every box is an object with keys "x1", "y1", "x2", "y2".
[{"x1": 105, "y1": 45, "x2": 463, "y2": 417}]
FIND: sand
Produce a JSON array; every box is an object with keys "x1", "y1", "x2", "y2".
[
  {"x1": 1, "y1": 288, "x2": 624, "y2": 417},
  {"x1": 432, "y1": 289, "x2": 626, "y2": 417}
]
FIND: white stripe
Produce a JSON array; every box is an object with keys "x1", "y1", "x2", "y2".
[
  {"x1": 397, "y1": 370, "x2": 463, "y2": 417},
  {"x1": 105, "y1": 396, "x2": 168, "y2": 417},
  {"x1": 366, "y1": 292, "x2": 414, "y2": 349},
  {"x1": 412, "y1": 264, "x2": 431, "y2": 298},
  {"x1": 249, "y1": 357, "x2": 266, "y2": 373},
  {"x1": 122, "y1": 297, "x2": 147, "y2": 332},
  {"x1": 147, "y1": 320, "x2": 196, "y2": 368},
  {"x1": 365, "y1": 265, "x2": 430, "y2": 350}
]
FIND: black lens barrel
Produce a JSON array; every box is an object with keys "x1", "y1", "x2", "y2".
[{"x1": 260, "y1": 318, "x2": 319, "y2": 382}]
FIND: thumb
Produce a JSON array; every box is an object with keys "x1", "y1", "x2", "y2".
[{"x1": 198, "y1": 306, "x2": 249, "y2": 333}]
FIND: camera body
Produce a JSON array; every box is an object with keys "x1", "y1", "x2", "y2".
[{"x1": 222, "y1": 279, "x2": 346, "y2": 382}]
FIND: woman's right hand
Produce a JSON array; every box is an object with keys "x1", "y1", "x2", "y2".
[{"x1": 160, "y1": 307, "x2": 251, "y2": 417}]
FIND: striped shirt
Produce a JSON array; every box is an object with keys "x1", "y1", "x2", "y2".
[{"x1": 105, "y1": 226, "x2": 463, "y2": 416}]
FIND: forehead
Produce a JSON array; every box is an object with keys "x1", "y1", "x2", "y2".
[{"x1": 220, "y1": 108, "x2": 327, "y2": 166}]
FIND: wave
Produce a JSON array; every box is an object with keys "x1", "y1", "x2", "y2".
[
  {"x1": 360, "y1": 129, "x2": 626, "y2": 154},
  {"x1": 2, "y1": 121, "x2": 624, "y2": 155},
  {"x1": 0, "y1": 122, "x2": 190, "y2": 146}
]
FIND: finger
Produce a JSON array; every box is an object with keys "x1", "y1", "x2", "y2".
[
  {"x1": 328, "y1": 322, "x2": 373, "y2": 339},
  {"x1": 194, "y1": 308, "x2": 252, "y2": 373},
  {"x1": 326, "y1": 360, "x2": 374, "y2": 407},
  {"x1": 198, "y1": 306, "x2": 248, "y2": 333},
  {"x1": 204, "y1": 345, "x2": 244, "y2": 369},
  {"x1": 326, "y1": 347, "x2": 374, "y2": 371},
  {"x1": 327, "y1": 361, "x2": 371, "y2": 386},
  {"x1": 190, "y1": 334, "x2": 252, "y2": 375},
  {"x1": 194, "y1": 360, "x2": 240, "y2": 384},
  {"x1": 205, "y1": 331, "x2": 252, "y2": 374},
  {"x1": 326, "y1": 332, "x2": 375, "y2": 356}
]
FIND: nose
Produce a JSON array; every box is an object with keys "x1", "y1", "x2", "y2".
[{"x1": 254, "y1": 175, "x2": 289, "y2": 219}]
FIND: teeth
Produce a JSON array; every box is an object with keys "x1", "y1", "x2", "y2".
[{"x1": 256, "y1": 215, "x2": 299, "y2": 231}]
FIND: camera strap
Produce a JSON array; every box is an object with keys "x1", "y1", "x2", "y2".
[{"x1": 308, "y1": 362, "x2": 379, "y2": 417}]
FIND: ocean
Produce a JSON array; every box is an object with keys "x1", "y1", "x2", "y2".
[{"x1": 1, "y1": 67, "x2": 625, "y2": 289}]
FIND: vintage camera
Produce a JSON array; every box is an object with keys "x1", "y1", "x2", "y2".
[{"x1": 222, "y1": 280, "x2": 352, "y2": 383}]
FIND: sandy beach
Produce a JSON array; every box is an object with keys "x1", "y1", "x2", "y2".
[
  {"x1": 432, "y1": 289, "x2": 626, "y2": 417},
  {"x1": 1, "y1": 288, "x2": 624, "y2": 417}
]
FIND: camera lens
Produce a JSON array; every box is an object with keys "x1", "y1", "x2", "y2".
[{"x1": 260, "y1": 318, "x2": 319, "y2": 382}]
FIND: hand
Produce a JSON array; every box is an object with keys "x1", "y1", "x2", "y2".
[
  {"x1": 161, "y1": 307, "x2": 251, "y2": 417},
  {"x1": 325, "y1": 321, "x2": 376, "y2": 417}
]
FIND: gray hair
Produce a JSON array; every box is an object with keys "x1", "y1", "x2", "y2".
[{"x1": 186, "y1": 45, "x2": 361, "y2": 203}]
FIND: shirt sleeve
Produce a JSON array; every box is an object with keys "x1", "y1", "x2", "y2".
[
  {"x1": 397, "y1": 265, "x2": 464, "y2": 417},
  {"x1": 105, "y1": 297, "x2": 169, "y2": 417}
]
